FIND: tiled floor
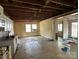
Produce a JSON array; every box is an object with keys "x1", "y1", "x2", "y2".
[{"x1": 13, "y1": 36, "x2": 77, "y2": 59}]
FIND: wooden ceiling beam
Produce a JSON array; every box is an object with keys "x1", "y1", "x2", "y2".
[
  {"x1": 3, "y1": 5, "x2": 58, "y2": 12},
  {"x1": 45, "y1": 0, "x2": 76, "y2": 8},
  {"x1": 51, "y1": 0, "x2": 76, "y2": 8},
  {"x1": 4, "y1": 7, "x2": 57, "y2": 13},
  {"x1": 1, "y1": 4, "x2": 38, "y2": 10},
  {"x1": 5, "y1": 8, "x2": 36, "y2": 13},
  {"x1": 7, "y1": 0, "x2": 64, "y2": 10},
  {"x1": 1, "y1": 4, "x2": 48, "y2": 12},
  {"x1": 6, "y1": 11, "x2": 54, "y2": 15},
  {"x1": 1, "y1": 3, "x2": 65, "y2": 13},
  {"x1": 7, "y1": 12, "x2": 54, "y2": 20}
]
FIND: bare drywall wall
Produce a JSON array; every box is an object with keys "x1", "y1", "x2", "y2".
[
  {"x1": 40, "y1": 18, "x2": 55, "y2": 40},
  {"x1": 14, "y1": 21, "x2": 40, "y2": 37},
  {"x1": 54, "y1": 18, "x2": 69, "y2": 39},
  {"x1": 54, "y1": 12, "x2": 78, "y2": 39},
  {"x1": 63, "y1": 20, "x2": 69, "y2": 39}
]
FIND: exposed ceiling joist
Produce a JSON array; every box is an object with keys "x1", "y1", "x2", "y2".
[
  {"x1": 4, "y1": 6, "x2": 57, "y2": 12},
  {"x1": 1, "y1": 4, "x2": 65, "y2": 13},
  {"x1": 1, "y1": 4, "x2": 38, "y2": 10},
  {"x1": 0, "y1": 0, "x2": 77, "y2": 21},
  {"x1": 1, "y1": 4, "x2": 65, "y2": 12},
  {"x1": 52, "y1": 9, "x2": 78, "y2": 19},
  {"x1": 6, "y1": 10, "x2": 55, "y2": 15},
  {"x1": 6, "y1": 0, "x2": 65, "y2": 10},
  {"x1": 51, "y1": 0, "x2": 76, "y2": 8},
  {"x1": 45, "y1": 0, "x2": 76, "y2": 8}
]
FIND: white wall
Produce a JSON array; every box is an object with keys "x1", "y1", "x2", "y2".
[
  {"x1": 63, "y1": 20, "x2": 69, "y2": 39},
  {"x1": 40, "y1": 18, "x2": 55, "y2": 40},
  {"x1": 54, "y1": 12, "x2": 78, "y2": 39}
]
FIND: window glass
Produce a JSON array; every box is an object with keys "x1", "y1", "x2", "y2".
[
  {"x1": 71, "y1": 22, "x2": 78, "y2": 37},
  {"x1": 26, "y1": 24, "x2": 31, "y2": 29},
  {"x1": 25, "y1": 24, "x2": 31, "y2": 32},
  {"x1": 25, "y1": 24, "x2": 37, "y2": 32},
  {"x1": 26, "y1": 29, "x2": 31, "y2": 32},
  {"x1": 58, "y1": 24, "x2": 62, "y2": 31},
  {"x1": 32, "y1": 24, "x2": 37, "y2": 29}
]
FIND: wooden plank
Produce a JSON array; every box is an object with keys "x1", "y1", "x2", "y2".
[
  {"x1": 7, "y1": 0, "x2": 64, "y2": 10},
  {"x1": 45, "y1": 0, "x2": 76, "y2": 8},
  {"x1": 51, "y1": 0, "x2": 76, "y2": 8},
  {"x1": 4, "y1": 7, "x2": 57, "y2": 13}
]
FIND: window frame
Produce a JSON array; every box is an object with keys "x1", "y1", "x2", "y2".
[
  {"x1": 25, "y1": 24, "x2": 31, "y2": 32},
  {"x1": 71, "y1": 22, "x2": 78, "y2": 37},
  {"x1": 58, "y1": 23, "x2": 63, "y2": 32},
  {"x1": 25, "y1": 24, "x2": 37, "y2": 32}
]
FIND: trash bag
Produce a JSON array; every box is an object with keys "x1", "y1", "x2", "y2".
[{"x1": 61, "y1": 47, "x2": 68, "y2": 52}]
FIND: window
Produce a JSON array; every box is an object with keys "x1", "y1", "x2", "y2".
[
  {"x1": 71, "y1": 22, "x2": 78, "y2": 37},
  {"x1": 25, "y1": 24, "x2": 37, "y2": 32},
  {"x1": 58, "y1": 24, "x2": 62, "y2": 31},
  {"x1": 32, "y1": 24, "x2": 37, "y2": 32},
  {"x1": 25, "y1": 24, "x2": 31, "y2": 32}
]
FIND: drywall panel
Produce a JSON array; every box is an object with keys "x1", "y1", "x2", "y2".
[
  {"x1": 14, "y1": 21, "x2": 40, "y2": 37},
  {"x1": 40, "y1": 18, "x2": 55, "y2": 40}
]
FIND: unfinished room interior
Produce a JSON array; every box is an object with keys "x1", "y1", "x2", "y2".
[{"x1": 0, "y1": 0, "x2": 78, "y2": 59}]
